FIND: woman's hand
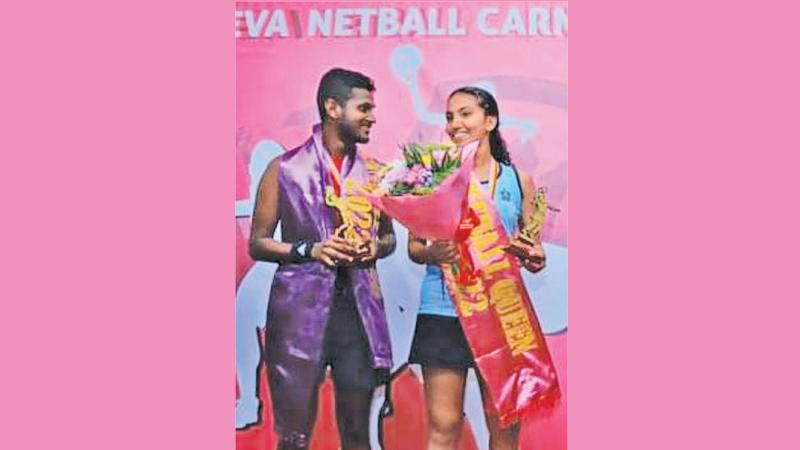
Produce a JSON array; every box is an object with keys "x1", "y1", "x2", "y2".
[
  {"x1": 426, "y1": 240, "x2": 459, "y2": 266},
  {"x1": 506, "y1": 235, "x2": 546, "y2": 273}
]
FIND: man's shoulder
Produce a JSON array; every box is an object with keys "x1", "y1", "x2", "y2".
[{"x1": 281, "y1": 136, "x2": 315, "y2": 162}]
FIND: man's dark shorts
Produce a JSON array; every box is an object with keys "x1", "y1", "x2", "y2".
[{"x1": 318, "y1": 269, "x2": 388, "y2": 390}]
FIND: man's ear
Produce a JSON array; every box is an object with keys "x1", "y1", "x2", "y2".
[{"x1": 324, "y1": 98, "x2": 342, "y2": 121}]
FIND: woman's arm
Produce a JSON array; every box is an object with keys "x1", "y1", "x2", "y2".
[{"x1": 512, "y1": 170, "x2": 546, "y2": 273}]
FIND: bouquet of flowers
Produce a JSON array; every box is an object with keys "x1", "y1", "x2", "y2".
[
  {"x1": 376, "y1": 142, "x2": 462, "y2": 195},
  {"x1": 361, "y1": 140, "x2": 479, "y2": 240}
]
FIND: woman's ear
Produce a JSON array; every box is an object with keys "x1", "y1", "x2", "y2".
[{"x1": 486, "y1": 115, "x2": 498, "y2": 132}]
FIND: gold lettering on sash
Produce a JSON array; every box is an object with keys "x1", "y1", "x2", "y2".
[
  {"x1": 450, "y1": 178, "x2": 539, "y2": 355},
  {"x1": 458, "y1": 277, "x2": 489, "y2": 317},
  {"x1": 489, "y1": 270, "x2": 538, "y2": 354}
]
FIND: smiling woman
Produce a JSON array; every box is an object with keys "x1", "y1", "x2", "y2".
[{"x1": 405, "y1": 85, "x2": 559, "y2": 449}]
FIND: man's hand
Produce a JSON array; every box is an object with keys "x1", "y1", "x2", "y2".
[
  {"x1": 351, "y1": 238, "x2": 378, "y2": 265},
  {"x1": 310, "y1": 236, "x2": 360, "y2": 268}
]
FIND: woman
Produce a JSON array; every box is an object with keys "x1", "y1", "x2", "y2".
[{"x1": 408, "y1": 86, "x2": 546, "y2": 450}]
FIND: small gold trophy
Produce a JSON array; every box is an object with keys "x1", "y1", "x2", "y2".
[
  {"x1": 519, "y1": 186, "x2": 551, "y2": 246},
  {"x1": 506, "y1": 187, "x2": 557, "y2": 259},
  {"x1": 325, "y1": 180, "x2": 378, "y2": 256}
]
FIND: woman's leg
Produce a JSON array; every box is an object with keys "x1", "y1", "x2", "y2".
[
  {"x1": 477, "y1": 374, "x2": 520, "y2": 450},
  {"x1": 422, "y1": 366, "x2": 468, "y2": 450}
]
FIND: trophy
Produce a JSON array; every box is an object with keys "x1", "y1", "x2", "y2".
[
  {"x1": 505, "y1": 186, "x2": 557, "y2": 260},
  {"x1": 325, "y1": 180, "x2": 378, "y2": 257},
  {"x1": 521, "y1": 186, "x2": 551, "y2": 245}
]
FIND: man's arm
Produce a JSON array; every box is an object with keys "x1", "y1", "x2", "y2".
[
  {"x1": 249, "y1": 157, "x2": 359, "y2": 267},
  {"x1": 248, "y1": 157, "x2": 293, "y2": 262}
]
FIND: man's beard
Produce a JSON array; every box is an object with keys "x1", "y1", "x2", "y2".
[{"x1": 337, "y1": 120, "x2": 369, "y2": 145}]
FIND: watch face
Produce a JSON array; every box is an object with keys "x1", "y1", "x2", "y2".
[{"x1": 297, "y1": 243, "x2": 308, "y2": 255}]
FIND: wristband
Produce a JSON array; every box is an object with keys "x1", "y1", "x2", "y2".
[{"x1": 289, "y1": 239, "x2": 315, "y2": 263}]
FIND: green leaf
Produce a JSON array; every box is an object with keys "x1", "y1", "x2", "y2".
[{"x1": 429, "y1": 147, "x2": 439, "y2": 172}]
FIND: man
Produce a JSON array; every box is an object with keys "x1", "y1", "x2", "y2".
[{"x1": 249, "y1": 68, "x2": 395, "y2": 450}]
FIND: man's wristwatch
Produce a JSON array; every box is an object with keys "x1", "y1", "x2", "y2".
[{"x1": 289, "y1": 239, "x2": 315, "y2": 263}]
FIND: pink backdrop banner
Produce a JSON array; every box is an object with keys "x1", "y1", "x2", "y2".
[
  {"x1": 236, "y1": 2, "x2": 567, "y2": 449},
  {"x1": 236, "y1": 1, "x2": 567, "y2": 245}
]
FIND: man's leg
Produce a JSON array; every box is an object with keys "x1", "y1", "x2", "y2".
[
  {"x1": 266, "y1": 356, "x2": 325, "y2": 450},
  {"x1": 333, "y1": 385, "x2": 374, "y2": 450},
  {"x1": 327, "y1": 271, "x2": 383, "y2": 450}
]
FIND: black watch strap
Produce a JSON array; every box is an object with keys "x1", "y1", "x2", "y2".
[
  {"x1": 302, "y1": 240, "x2": 315, "y2": 259},
  {"x1": 290, "y1": 240, "x2": 314, "y2": 263}
]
